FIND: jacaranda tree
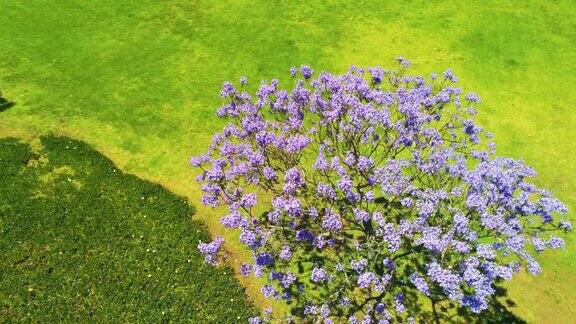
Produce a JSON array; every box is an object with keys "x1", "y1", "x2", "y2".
[{"x1": 191, "y1": 58, "x2": 572, "y2": 323}]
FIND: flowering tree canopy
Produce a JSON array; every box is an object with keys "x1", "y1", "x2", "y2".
[{"x1": 191, "y1": 59, "x2": 571, "y2": 323}]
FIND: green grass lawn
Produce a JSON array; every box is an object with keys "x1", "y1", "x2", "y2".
[
  {"x1": 0, "y1": 0, "x2": 574, "y2": 322},
  {"x1": 0, "y1": 136, "x2": 255, "y2": 321}
]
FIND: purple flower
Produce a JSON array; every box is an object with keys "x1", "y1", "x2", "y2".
[
  {"x1": 274, "y1": 196, "x2": 302, "y2": 216},
  {"x1": 331, "y1": 157, "x2": 346, "y2": 175},
  {"x1": 462, "y1": 295, "x2": 487, "y2": 313},
  {"x1": 559, "y1": 220, "x2": 573, "y2": 231},
  {"x1": 381, "y1": 223, "x2": 401, "y2": 252},
  {"x1": 357, "y1": 272, "x2": 375, "y2": 289},
  {"x1": 255, "y1": 252, "x2": 275, "y2": 266},
  {"x1": 301, "y1": 65, "x2": 314, "y2": 79},
  {"x1": 463, "y1": 119, "x2": 481, "y2": 137},
  {"x1": 344, "y1": 152, "x2": 356, "y2": 166},
  {"x1": 320, "y1": 304, "x2": 331, "y2": 318},
  {"x1": 284, "y1": 167, "x2": 305, "y2": 194},
  {"x1": 279, "y1": 245, "x2": 292, "y2": 260},
  {"x1": 382, "y1": 258, "x2": 395, "y2": 270},
  {"x1": 220, "y1": 210, "x2": 246, "y2": 229},
  {"x1": 280, "y1": 272, "x2": 297, "y2": 288},
  {"x1": 548, "y1": 237, "x2": 565, "y2": 249},
  {"x1": 263, "y1": 307, "x2": 272, "y2": 318},
  {"x1": 263, "y1": 166, "x2": 277, "y2": 180},
  {"x1": 314, "y1": 151, "x2": 329, "y2": 171},
  {"x1": 253, "y1": 265, "x2": 264, "y2": 278},
  {"x1": 532, "y1": 236, "x2": 546, "y2": 253},
  {"x1": 308, "y1": 206, "x2": 319, "y2": 219},
  {"x1": 317, "y1": 183, "x2": 337, "y2": 200},
  {"x1": 189, "y1": 154, "x2": 210, "y2": 167},
  {"x1": 357, "y1": 156, "x2": 373, "y2": 172},
  {"x1": 400, "y1": 197, "x2": 413, "y2": 207},
  {"x1": 242, "y1": 115, "x2": 265, "y2": 133},
  {"x1": 453, "y1": 213, "x2": 469, "y2": 234},
  {"x1": 527, "y1": 260, "x2": 541, "y2": 275},
  {"x1": 286, "y1": 135, "x2": 311, "y2": 153},
  {"x1": 240, "y1": 193, "x2": 257, "y2": 208},
  {"x1": 261, "y1": 285, "x2": 276, "y2": 298},
  {"x1": 410, "y1": 273, "x2": 430, "y2": 296},
  {"x1": 465, "y1": 92, "x2": 481, "y2": 103},
  {"x1": 248, "y1": 317, "x2": 261, "y2": 324},
  {"x1": 290, "y1": 67, "x2": 298, "y2": 76},
  {"x1": 452, "y1": 240, "x2": 471, "y2": 254},
  {"x1": 322, "y1": 208, "x2": 343, "y2": 231},
  {"x1": 197, "y1": 237, "x2": 223, "y2": 255},
  {"x1": 506, "y1": 236, "x2": 525, "y2": 251},
  {"x1": 284, "y1": 197, "x2": 302, "y2": 216},
  {"x1": 220, "y1": 81, "x2": 236, "y2": 97},
  {"x1": 353, "y1": 208, "x2": 370, "y2": 223},
  {"x1": 364, "y1": 191, "x2": 375, "y2": 202},
  {"x1": 311, "y1": 267, "x2": 328, "y2": 283},
  {"x1": 427, "y1": 262, "x2": 462, "y2": 300},
  {"x1": 240, "y1": 263, "x2": 251, "y2": 277},
  {"x1": 296, "y1": 229, "x2": 315, "y2": 242},
  {"x1": 369, "y1": 67, "x2": 384, "y2": 84},
  {"x1": 443, "y1": 68, "x2": 458, "y2": 82},
  {"x1": 197, "y1": 236, "x2": 224, "y2": 265},
  {"x1": 417, "y1": 200, "x2": 436, "y2": 218},
  {"x1": 396, "y1": 56, "x2": 411, "y2": 68},
  {"x1": 240, "y1": 230, "x2": 259, "y2": 249},
  {"x1": 395, "y1": 293, "x2": 406, "y2": 313},
  {"x1": 476, "y1": 243, "x2": 496, "y2": 259},
  {"x1": 350, "y1": 259, "x2": 368, "y2": 272},
  {"x1": 256, "y1": 131, "x2": 276, "y2": 147},
  {"x1": 304, "y1": 304, "x2": 317, "y2": 315}
]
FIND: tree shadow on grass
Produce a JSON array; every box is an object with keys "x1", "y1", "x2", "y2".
[
  {"x1": 450, "y1": 285, "x2": 524, "y2": 323},
  {"x1": 400, "y1": 284, "x2": 525, "y2": 323},
  {"x1": 0, "y1": 91, "x2": 15, "y2": 112},
  {"x1": 0, "y1": 135, "x2": 257, "y2": 321}
]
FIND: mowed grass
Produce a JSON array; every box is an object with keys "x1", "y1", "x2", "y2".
[
  {"x1": 0, "y1": 0, "x2": 574, "y2": 322},
  {"x1": 0, "y1": 136, "x2": 255, "y2": 321}
]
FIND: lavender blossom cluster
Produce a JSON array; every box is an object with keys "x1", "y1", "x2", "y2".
[{"x1": 191, "y1": 59, "x2": 571, "y2": 322}]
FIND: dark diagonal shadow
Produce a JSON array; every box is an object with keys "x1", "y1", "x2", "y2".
[{"x1": 0, "y1": 91, "x2": 15, "y2": 112}]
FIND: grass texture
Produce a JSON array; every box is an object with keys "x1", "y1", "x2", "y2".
[
  {"x1": 0, "y1": 136, "x2": 255, "y2": 321},
  {"x1": 0, "y1": 0, "x2": 574, "y2": 322}
]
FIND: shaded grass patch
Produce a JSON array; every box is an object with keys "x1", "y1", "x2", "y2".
[{"x1": 0, "y1": 135, "x2": 256, "y2": 321}]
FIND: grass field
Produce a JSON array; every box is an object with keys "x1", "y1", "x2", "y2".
[
  {"x1": 0, "y1": 136, "x2": 255, "y2": 321},
  {"x1": 0, "y1": 0, "x2": 574, "y2": 322}
]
